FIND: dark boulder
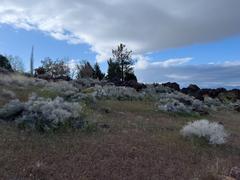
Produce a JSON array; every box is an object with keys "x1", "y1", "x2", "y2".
[
  {"x1": 181, "y1": 84, "x2": 203, "y2": 101},
  {"x1": 121, "y1": 80, "x2": 147, "y2": 91},
  {"x1": 200, "y1": 88, "x2": 227, "y2": 99},
  {"x1": 162, "y1": 82, "x2": 180, "y2": 91},
  {"x1": 187, "y1": 84, "x2": 200, "y2": 92}
]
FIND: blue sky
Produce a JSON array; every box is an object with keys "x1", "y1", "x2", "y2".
[
  {"x1": 0, "y1": 24, "x2": 97, "y2": 70},
  {"x1": 0, "y1": 0, "x2": 240, "y2": 88},
  {"x1": 1, "y1": 24, "x2": 239, "y2": 71}
]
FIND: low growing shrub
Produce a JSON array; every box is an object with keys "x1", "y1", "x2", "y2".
[
  {"x1": 0, "y1": 95, "x2": 85, "y2": 132},
  {"x1": 181, "y1": 119, "x2": 228, "y2": 144},
  {"x1": 0, "y1": 99, "x2": 24, "y2": 120}
]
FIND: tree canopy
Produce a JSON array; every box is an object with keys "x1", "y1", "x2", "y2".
[
  {"x1": 107, "y1": 44, "x2": 136, "y2": 83},
  {"x1": 0, "y1": 55, "x2": 13, "y2": 71}
]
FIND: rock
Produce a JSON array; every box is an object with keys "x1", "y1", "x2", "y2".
[
  {"x1": 188, "y1": 84, "x2": 200, "y2": 92},
  {"x1": 121, "y1": 80, "x2": 147, "y2": 91},
  {"x1": 162, "y1": 82, "x2": 180, "y2": 91},
  {"x1": 181, "y1": 84, "x2": 203, "y2": 101},
  {"x1": 230, "y1": 167, "x2": 240, "y2": 180},
  {"x1": 201, "y1": 88, "x2": 227, "y2": 99}
]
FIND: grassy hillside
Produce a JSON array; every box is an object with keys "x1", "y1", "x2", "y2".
[{"x1": 0, "y1": 74, "x2": 239, "y2": 179}]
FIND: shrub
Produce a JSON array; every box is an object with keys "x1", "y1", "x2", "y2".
[
  {"x1": 93, "y1": 85, "x2": 143, "y2": 100},
  {"x1": 0, "y1": 99, "x2": 24, "y2": 120},
  {"x1": 181, "y1": 119, "x2": 228, "y2": 144},
  {"x1": 0, "y1": 89, "x2": 16, "y2": 99},
  {"x1": 0, "y1": 95, "x2": 84, "y2": 132},
  {"x1": 18, "y1": 95, "x2": 83, "y2": 131},
  {"x1": 44, "y1": 80, "x2": 78, "y2": 95}
]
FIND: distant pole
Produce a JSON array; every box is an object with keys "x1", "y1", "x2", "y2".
[{"x1": 30, "y1": 46, "x2": 34, "y2": 76}]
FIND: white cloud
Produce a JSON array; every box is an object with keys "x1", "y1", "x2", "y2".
[
  {"x1": 222, "y1": 61, "x2": 240, "y2": 67},
  {"x1": 134, "y1": 55, "x2": 192, "y2": 70},
  {"x1": 67, "y1": 59, "x2": 78, "y2": 71},
  {"x1": 151, "y1": 57, "x2": 192, "y2": 68},
  {"x1": 0, "y1": 0, "x2": 240, "y2": 62},
  {"x1": 165, "y1": 74, "x2": 190, "y2": 80}
]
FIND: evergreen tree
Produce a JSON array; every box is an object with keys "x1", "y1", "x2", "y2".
[
  {"x1": 0, "y1": 55, "x2": 13, "y2": 71},
  {"x1": 124, "y1": 72, "x2": 137, "y2": 82},
  {"x1": 107, "y1": 58, "x2": 121, "y2": 82},
  {"x1": 76, "y1": 61, "x2": 95, "y2": 79},
  {"x1": 93, "y1": 62, "x2": 105, "y2": 80},
  {"x1": 112, "y1": 43, "x2": 134, "y2": 82}
]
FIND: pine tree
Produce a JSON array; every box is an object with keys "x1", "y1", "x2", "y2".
[
  {"x1": 0, "y1": 55, "x2": 13, "y2": 71},
  {"x1": 93, "y1": 62, "x2": 105, "y2": 80},
  {"x1": 112, "y1": 43, "x2": 134, "y2": 82},
  {"x1": 107, "y1": 58, "x2": 121, "y2": 82},
  {"x1": 76, "y1": 61, "x2": 95, "y2": 79}
]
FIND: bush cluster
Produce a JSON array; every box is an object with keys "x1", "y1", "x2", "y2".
[
  {"x1": 181, "y1": 119, "x2": 228, "y2": 144},
  {"x1": 0, "y1": 95, "x2": 84, "y2": 132}
]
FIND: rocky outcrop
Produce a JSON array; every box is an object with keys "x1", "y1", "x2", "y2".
[
  {"x1": 201, "y1": 88, "x2": 227, "y2": 98},
  {"x1": 162, "y1": 82, "x2": 180, "y2": 91},
  {"x1": 181, "y1": 84, "x2": 203, "y2": 101},
  {"x1": 121, "y1": 80, "x2": 147, "y2": 91},
  {"x1": 181, "y1": 85, "x2": 230, "y2": 102}
]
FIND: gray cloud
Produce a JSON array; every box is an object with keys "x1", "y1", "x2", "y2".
[
  {"x1": 0, "y1": 0, "x2": 240, "y2": 61},
  {"x1": 135, "y1": 60, "x2": 240, "y2": 89}
]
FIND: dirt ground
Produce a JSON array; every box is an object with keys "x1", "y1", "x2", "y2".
[{"x1": 0, "y1": 100, "x2": 240, "y2": 180}]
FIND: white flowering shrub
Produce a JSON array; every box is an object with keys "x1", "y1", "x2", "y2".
[
  {"x1": 181, "y1": 119, "x2": 228, "y2": 144},
  {"x1": 0, "y1": 95, "x2": 84, "y2": 132}
]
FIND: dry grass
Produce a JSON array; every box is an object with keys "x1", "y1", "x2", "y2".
[{"x1": 0, "y1": 99, "x2": 240, "y2": 179}]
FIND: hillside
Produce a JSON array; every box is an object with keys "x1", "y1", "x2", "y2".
[{"x1": 0, "y1": 73, "x2": 240, "y2": 179}]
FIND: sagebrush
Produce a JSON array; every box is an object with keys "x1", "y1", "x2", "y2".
[{"x1": 181, "y1": 119, "x2": 228, "y2": 144}]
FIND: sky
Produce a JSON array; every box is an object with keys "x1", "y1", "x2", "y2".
[{"x1": 0, "y1": 0, "x2": 240, "y2": 88}]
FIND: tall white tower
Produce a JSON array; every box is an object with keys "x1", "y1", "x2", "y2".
[{"x1": 30, "y1": 46, "x2": 34, "y2": 76}]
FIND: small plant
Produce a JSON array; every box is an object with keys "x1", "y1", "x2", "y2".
[{"x1": 180, "y1": 119, "x2": 228, "y2": 145}]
